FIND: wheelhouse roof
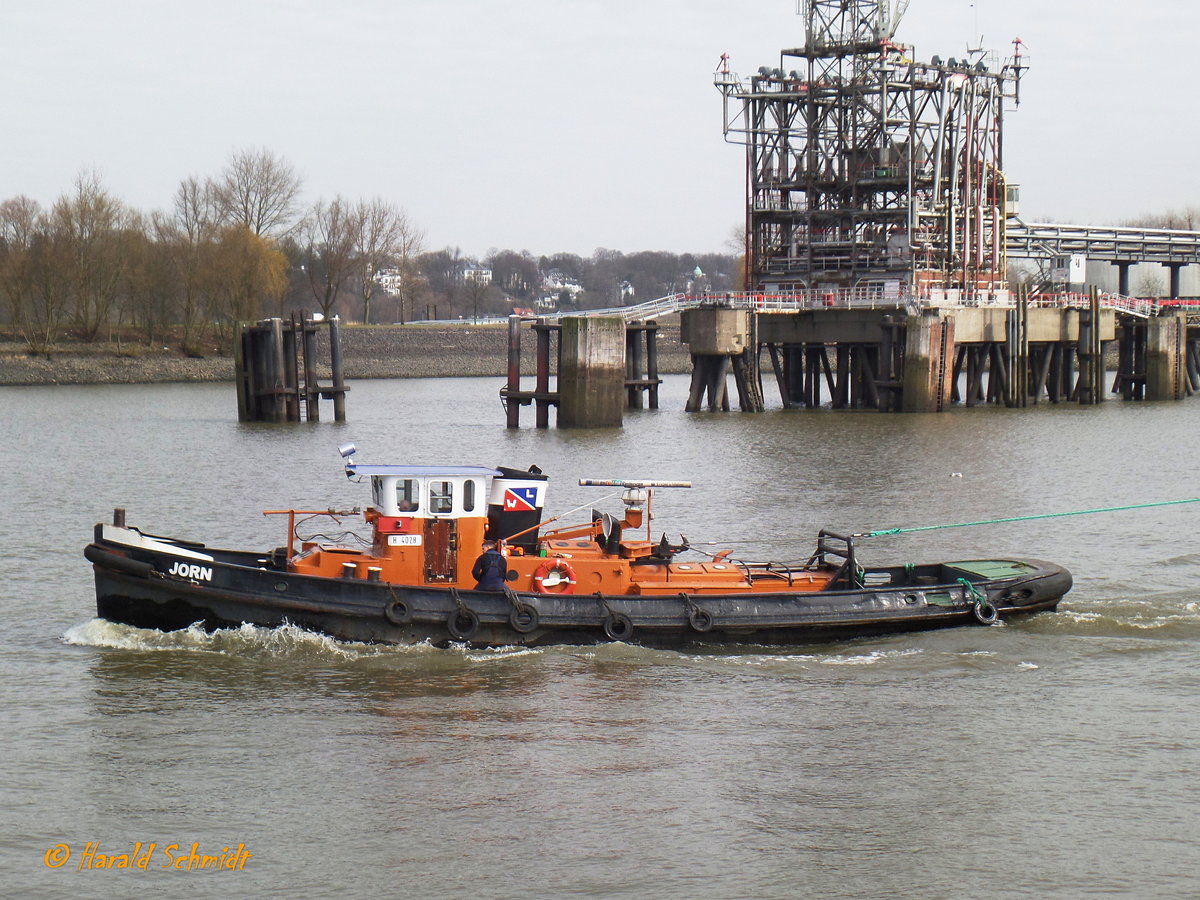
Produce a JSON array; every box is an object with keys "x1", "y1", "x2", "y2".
[{"x1": 347, "y1": 465, "x2": 502, "y2": 478}]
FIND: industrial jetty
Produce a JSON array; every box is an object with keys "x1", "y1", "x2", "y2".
[{"x1": 85, "y1": 445, "x2": 1071, "y2": 647}]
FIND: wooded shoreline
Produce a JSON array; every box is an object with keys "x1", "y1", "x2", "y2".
[{"x1": 0, "y1": 322, "x2": 690, "y2": 386}]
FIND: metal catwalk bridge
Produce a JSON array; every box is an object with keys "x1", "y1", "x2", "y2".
[
  {"x1": 573, "y1": 288, "x2": 1163, "y2": 322},
  {"x1": 1006, "y1": 220, "x2": 1200, "y2": 264}
]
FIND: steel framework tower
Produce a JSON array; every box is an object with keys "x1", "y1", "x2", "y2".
[{"x1": 716, "y1": 0, "x2": 1025, "y2": 303}]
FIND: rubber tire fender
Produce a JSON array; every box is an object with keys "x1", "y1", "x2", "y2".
[
  {"x1": 384, "y1": 597, "x2": 413, "y2": 626},
  {"x1": 447, "y1": 608, "x2": 480, "y2": 640},
  {"x1": 509, "y1": 604, "x2": 539, "y2": 634},
  {"x1": 687, "y1": 606, "x2": 714, "y2": 633},
  {"x1": 973, "y1": 598, "x2": 1000, "y2": 625},
  {"x1": 603, "y1": 612, "x2": 634, "y2": 642}
]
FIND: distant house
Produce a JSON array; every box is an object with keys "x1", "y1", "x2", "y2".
[
  {"x1": 542, "y1": 268, "x2": 584, "y2": 300},
  {"x1": 374, "y1": 267, "x2": 407, "y2": 296},
  {"x1": 619, "y1": 280, "x2": 635, "y2": 301},
  {"x1": 463, "y1": 262, "x2": 492, "y2": 284}
]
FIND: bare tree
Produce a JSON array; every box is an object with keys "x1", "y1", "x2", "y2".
[
  {"x1": 26, "y1": 232, "x2": 73, "y2": 353},
  {"x1": 355, "y1": 197, "x2": 424, "y2": 324},
  {"x1": 1123, "y1": 207, "x2": 1200, "y2": 231},
  {"x1": 0, "y1": 195, "x2": 42, "y2": 332},
  {"x1": 174, "y1": 175, "x2": 218, "y2": 242},
  {"x1": 1, "y1": 204, "x2": 74, "y2": 353},
  {"x1": 1006, "y1": 263, "x2": 1039, "y2": 294},
  {"x1": 462, "y1": 275, "x2": 496, "y2": 323},
  {"x1": 213, "y1": 148, "x2": 303, "y2": 238},
  {"x1": 53, "y1": 171, "x2": 130, "y2": 341},
  {"x1": 725, "y1": 223, "x2": 747, "y2": 290},
  {"x1": 154, "y1": 176, "x2": 221, "y2": 350},
  {"x1": 1135, "y1": 269, "x2": 1166, "y2": 298},
  {"x1": 118, "y1": 211, "x2": 175, "y2": 346},
  {"x1": 389, "y1": 212, "x2": 427, "y2": 325},
  {"x1": 300, "y1": 196, "x2": 362, "y2": 318},
  {"x1": 418, "y1": 248, "x2": 464, "y2": 320},
  {"x1": 582, "y1": 247, "x2": 625, "y2": 308},
  {"x1": 486, "y1": 249, "x2": 539, "y2": 299}
]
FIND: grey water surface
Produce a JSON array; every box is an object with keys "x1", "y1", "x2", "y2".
[{"x1": 2, "y1": 375, "x2": 1198, "y2": 898}]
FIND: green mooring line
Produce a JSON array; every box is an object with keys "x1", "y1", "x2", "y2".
[{"x1": 856, "y1": 497, "x2": 1200, "y2": 538}]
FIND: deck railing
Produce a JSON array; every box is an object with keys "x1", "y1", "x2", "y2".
[{"x1": 555, "y1": 288, "x2": 1163, "y2": 321}]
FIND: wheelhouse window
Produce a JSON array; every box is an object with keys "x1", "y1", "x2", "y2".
[
  {"x1": 396, "y1": 479, "x2": 420, "y2": 512},
  {"x1": 429, "y1": 481, "x2": 453, "y2": 514},
  {"x1": 463, "y1": 480, "x2": 476, "y2": 512}
]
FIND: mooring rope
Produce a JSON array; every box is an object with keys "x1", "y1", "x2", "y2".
[
  {"x1": 956, "y1": 577, "x2": 986, "y2": 603},
  {"x1": 854, "y1": 497, "x2": 1200, "y2": 539}
]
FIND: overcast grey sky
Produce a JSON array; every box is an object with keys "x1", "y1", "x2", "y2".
[{"x1": 2, "y1": 1, "x2": 1193, "y2": 257}]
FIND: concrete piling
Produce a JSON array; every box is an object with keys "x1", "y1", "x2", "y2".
[
  {"x1": 901, "y1": 314, "x2": 954, "y2": 413},
  {"x1": 557, "y1": 316, "x2": 626, "y2": 427},
  {"x1": 680, "y1": 308, "x2": 764, "y2": 412},
  {"x1": 1145, "y1": 312, "x2": 1188, "y2": 401},
  {"x1": 503, "y1": 316, "x2": 659, "y2": 428},
  {"x1": 1004, "y1": 291, "x2": 1030, "y2": 408},
  {"x1": 493, "y1": 303, "x2": 1195, "y2": 420}
]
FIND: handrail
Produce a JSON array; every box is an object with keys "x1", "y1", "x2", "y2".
[
  {"x1": 1028, "y1": 291, "x2": 1160, "y2": 319},
  {"x1": 554, "y1": 288, "x2": 1164, "y2": 321}
]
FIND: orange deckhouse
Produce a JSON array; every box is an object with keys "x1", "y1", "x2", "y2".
[{"x1": 286, "y1": 448, "x2": 835, "y2": 597}]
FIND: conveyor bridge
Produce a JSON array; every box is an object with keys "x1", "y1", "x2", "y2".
[{"x1": 1007, "y1": 220, "x2": 1200, "y2": 265}]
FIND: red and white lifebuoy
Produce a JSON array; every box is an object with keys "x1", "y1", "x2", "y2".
[{"x1": 532, "y1": 559, "x2": 577, "y2": 594}]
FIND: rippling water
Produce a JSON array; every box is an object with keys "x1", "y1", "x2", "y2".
[{"x1": 3, "y1": 376, "x2": 1199, "y2": 897}]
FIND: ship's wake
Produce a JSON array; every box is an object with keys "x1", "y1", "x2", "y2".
[{"x1": 62, "y1": 618, "x2": 541, "y2": 662}]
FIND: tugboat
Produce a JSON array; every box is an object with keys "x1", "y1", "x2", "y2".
[{"x1": 85, "y1": 444, "x2": 1072, "y2": 647}]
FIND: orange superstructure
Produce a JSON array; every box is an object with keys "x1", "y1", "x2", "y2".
[{"x1": 283, "y1": 454, "x2": 837, "y2": 597}]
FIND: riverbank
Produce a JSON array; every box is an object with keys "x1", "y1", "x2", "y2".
[{"x1": 0, "y1": 322, "x2": 691, "y2": 386}]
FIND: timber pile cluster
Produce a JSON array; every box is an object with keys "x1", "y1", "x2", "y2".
[{"x1": 0, "y1": 323, "x2": 690, "y2": 386}]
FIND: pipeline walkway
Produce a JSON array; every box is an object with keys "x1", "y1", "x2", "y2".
[{"x1": 562, "y1": 289, "x2": 1162, "y2": 322}]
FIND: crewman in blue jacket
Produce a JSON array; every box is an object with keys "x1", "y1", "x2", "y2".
[{"x1": 471, "y1": 540, "x2": 508, "y2": 591}]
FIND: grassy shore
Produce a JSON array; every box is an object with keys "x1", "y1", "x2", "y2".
[{"x1": 0, "y1": 322, "x2": 691, "y2": 386}]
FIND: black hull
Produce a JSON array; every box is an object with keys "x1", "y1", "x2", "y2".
[{"x1": 85, "y1": 528, "x2": 1072, "y2": 649}]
